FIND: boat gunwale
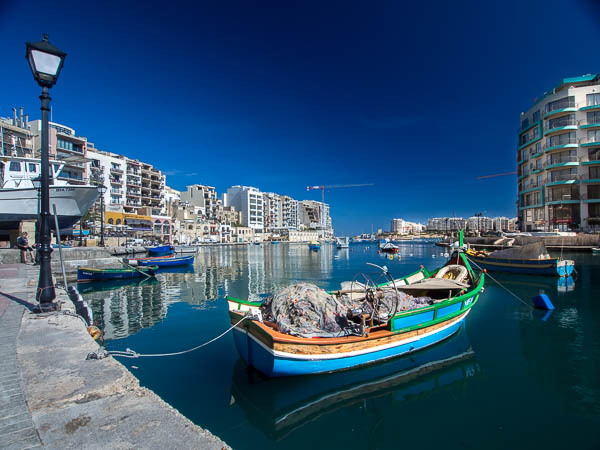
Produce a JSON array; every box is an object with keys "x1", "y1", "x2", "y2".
[{"x1": 77, "y1": 265, "x2": 158, "y2": 273}]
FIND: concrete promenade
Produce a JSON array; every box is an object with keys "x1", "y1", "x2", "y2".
[{"x1": 0, "y1": 264, "x2": 229, "y2": 449}]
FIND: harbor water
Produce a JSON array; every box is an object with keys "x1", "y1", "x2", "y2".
[{"x1": 81, "y1": 242, "x2": 600, "y2": 449}]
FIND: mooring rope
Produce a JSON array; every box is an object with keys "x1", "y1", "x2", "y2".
[
  {"x1": 107, "y1": 315, "x2": 251, "y2": 359},
  {"x1": 465, "y1": 255, "x2": 534, "y2": 310}
]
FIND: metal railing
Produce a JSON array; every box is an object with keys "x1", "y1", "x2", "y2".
[
  {"x1": 544, "y1": 155, "x2": 579, "y2": 167},
  {"x1": 547, "y1": 174, "x2": 579, "y2": 183},
  {"x1": 543, "y1": 137, "x2": 577, "y2": 150},
  {"x1": 545, "y1": 98, "x2": 577, "y2": 113},
  {"x1": 544, "y1": 116, "x2": 577, "y2": 131}
]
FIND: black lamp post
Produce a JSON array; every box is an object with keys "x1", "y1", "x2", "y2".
[
  {"x1": 26, "y1": 34, "x2": 66, "y2": 311},
  {"x1": 98, "y1": 185, "x2": 107, "y2": 246}
]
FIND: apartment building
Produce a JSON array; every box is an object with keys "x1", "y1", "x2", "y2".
[
  {"x1": 298, "y1": 200, "x2": 333, "y2": 238},
  {"x1": 224, "y1": 186, "x2": 264, "y2": 232},
  {"x1": 281, "y1": 195, "x2": 299, "y2": 230},
  {"x1": 466, "y1": 216, "x2": 493, "y2": 233},
  {"x1": 29, "y1": 119, "x2": 89, "y2": 185},
  {"x1": 1, "y1": 108, "x2": 34, "y2": 159},
  {"x1": 426, "y1": 217, "x2": 467, "y2": 232},
  {"x1": 518, "y1": 73, "x2": 600, "y2": 231},
  {"x1": 263, "y1": 192, "x2": 283, "y2": 231},
  {"x1": 180, "y1": 184, "x2": 219, "y2": 219},
  {"x1": 390, "y1": 218, "x2": 424, "y2": 234}
]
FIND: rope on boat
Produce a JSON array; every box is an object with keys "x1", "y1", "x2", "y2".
[
  {"x1": 105, "y1": 314, "x2": 251, "y2": 359},
  {"x1": 465, "y1": 255, "x2": 534, "y2": 310}
]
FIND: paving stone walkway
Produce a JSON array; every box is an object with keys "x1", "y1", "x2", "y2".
[{"x1": 0, "y1": 292, "x2": 41, "y2": 450}]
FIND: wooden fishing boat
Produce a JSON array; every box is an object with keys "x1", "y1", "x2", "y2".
[
  {"x1": 308, "y1": 241, "x2": 321, "y2": 251},
  {"x1": 380, "y1": 242, "x2": 399, "y2": 254},
  {"x1": 227, "y1": 242, "x2": 484, "y2": 377},
  {"x1": 146, "y1": 245, "x2": 174, "y2": 256},
  {"x1": 137, "y1": 254, "x2": 194, "y2": 267},
  {"x1": 77, "y1": 265, "x2": 158, "y2": 282},
  {"x1": 465, "y1": 242, "x2": 574, "y2": 276}
]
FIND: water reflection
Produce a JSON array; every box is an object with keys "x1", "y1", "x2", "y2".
[{"x1": 230, "y1": 326, "x2": 479, "y2": 441}]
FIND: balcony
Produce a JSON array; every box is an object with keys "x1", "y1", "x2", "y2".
[
  {"x1": 579, "y1": 119, "x2": 600, "y2": 130},
  {"x1": 544, "y1": 99, "x2": 577, "y2": 119},
  {"x1": 546, "y1": 174, "x2": 579, "y2": 186},
  {"x1": 110, "y1": 167, "x2": 123, "y2": 174},
  {"x1": 543, "y1": 117, "x2": 578, "y2": 136},
  {"x1": 582, "y1": 194, "x2": 600, "y2": 203},
  {"x1": 582, "y1": 151, "x2": 600, "y2": 165},
  {"x1": 581, "y1": 137, "x2": 600, "y2": 148},
  {"x1": 543, "y1": 137, "x2": 578, "y2": 152},
  {"x1": 581, "y1": 174, "x2": 600, "y2": 183},
  {"x1": 109, "y1": 178, "x2": 121, "y2": 185},
  {"x1": 544, "y1": 156, "x2": 580, "y2": 170},
  {"x1": 580, "y1": 102, "x2": 600, "y2": 112}
]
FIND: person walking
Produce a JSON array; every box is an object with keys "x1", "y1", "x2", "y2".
[{"x1": 17, "y1": 232, "x2": 35, "y2": 263}]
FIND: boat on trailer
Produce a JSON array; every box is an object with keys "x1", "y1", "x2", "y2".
[
  {"x1": 77, "y1": 265, "x2": 158, "y2": 282},
  {"x1": 227, "y1": 238, "x2": 484, "y2": 377},
  {"x1": 465, "y1": 241, "x2": 574, "y2": 276}
]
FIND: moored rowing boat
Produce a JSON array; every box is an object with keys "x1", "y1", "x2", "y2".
[{"x1": 77, "y1": 265, "x2": 158, "y2": 282}]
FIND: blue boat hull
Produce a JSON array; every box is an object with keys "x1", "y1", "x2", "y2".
[
  {"x1": 233, "y1": 312, "x2": 468, "y2": 377},
  {"x1": 138, "y1": 255, "x2": 194, "y2": 267},
  {"x1": 147, "y1": 245, "x2": 174, "y2": 256},
  {"x1": 77, "y1": 267, "x2": 156, "y2": 281},
  {"x1": 468, "y1": 255, "x2": 574, "y2": 276}
]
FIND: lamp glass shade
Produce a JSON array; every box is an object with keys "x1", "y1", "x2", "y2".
[
  {"x1": 98, "y1": 185, "x2": 107, "y2": 194},
  {"x1": 30, "y1": 50, "x2": 62, "y2": 77}
]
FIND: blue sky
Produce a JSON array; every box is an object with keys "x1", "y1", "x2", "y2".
[{"x1": 2, "y1": 0, "x2": 599, "y2": 234}]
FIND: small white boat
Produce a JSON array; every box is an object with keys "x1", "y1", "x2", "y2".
[
  {"x1": 592, "y1": 247, "x2": 600, "y2": 254},
  {"x1": 335, "y1": 237, "x2": 349, "y2": 249}
]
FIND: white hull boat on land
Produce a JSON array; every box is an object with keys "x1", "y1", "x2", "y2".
[{"x1": 0, "y1": 156, "x2": 99, "y2": 231}]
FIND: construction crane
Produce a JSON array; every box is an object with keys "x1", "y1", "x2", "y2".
[
  {"x1": 476, "y1": 171, "x2": 517, "y2": 180},
  {"x1": 306, "y1": 183, "x2": 374, "y2": 203}
]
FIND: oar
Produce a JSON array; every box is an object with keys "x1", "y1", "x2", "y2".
[{"x1": 122, "y1": 261, "x2": 154, "y2": 279}]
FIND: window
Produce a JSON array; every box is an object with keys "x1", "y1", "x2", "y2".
[
  {"x1": 9, "y1": 162, "x2": 21, "y2": 171},
  {"x1": 548, "y1": 167, "x2": 577, "y2": 182},
  {"x1": 521, "y1": 118, "x2": 529, "y2": 130},
  {"x1": 28, "y1": 163, "x2": 37, "y2": 172},
  {"x1": 533, "y1": 126, "x2": 540, "y2": 139},
  {"x1": 57, "y1": 138, "x2": 74, "y2": 151},
  {"x1": 588, "y1": 129, "x2": 600, "y2": 143},
  {"x1": 590, "y1": 166, "x2": 600, "y2": 179},
  {"x1": 548, "y1": 114, "x2": 576, "y2": 129},
  {"x1": 546, "y1": 96, "x2": 575, "y2": 113},
  {"x1": 588, "y1": 111, "x2": 600, "y2": 125},
  {"x1": 547, "y1": 149, "x2": 576, "y2": 165},
  {"x1": 108, "y1": 218, "x2": 113, "y2": 225},
  {"x1": 547, "y1": 132, "x2": 576, "y2": 147},
  {"x1": 533, "y1": 110, "x2": 540, "y2": 122},
  {"x1": 587, "y1": 93, "x2": 600, "y2": 107}
]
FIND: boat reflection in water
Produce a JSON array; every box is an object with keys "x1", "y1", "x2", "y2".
[
  {"x1": 483, "y1": 272, "x2": 576, "y2": 297},
  {"x1": 230, "y1": 325, "x2": 479, "y2": 441}
]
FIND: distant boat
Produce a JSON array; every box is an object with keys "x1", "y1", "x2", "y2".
[
  {"x1": 272, "y1": 241, "x2": 279, "y2": 245},
  {"x1": 592, "y1": 247, "x2": 600, "y2": 254},
  {"x1": 335, "y1": 237, "x2": 349, "y2": 249},
  {"x1": 380, "y1": 242, "x2": 399, "y2": 254},
  {"x1": 465, "y1": 242, "x2": 574, "y2": 276},
  {"x1": 77, "y1": 265, "x2": 158, "y2": 282},
  {"x1": 308, "y1": 241, "x2": 321, "y2": 251},
  {"x1": 136, "y1": 254, "x2": 194, "y2": 267},
  {"x1": 146, "y1": 245, "x2": 174, "y2": 256}
]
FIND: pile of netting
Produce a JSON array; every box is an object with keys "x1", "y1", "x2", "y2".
[{"x1": 260, "y1": 282, "x2": 434, "y2": 338}]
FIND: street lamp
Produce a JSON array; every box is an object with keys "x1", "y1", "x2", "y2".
[
  {"x1": 98, "y1": 185, "x2": 107, "y2": 246},
  {"x1": 26, "y1": 34, "x2": 66, "y2": 311}
]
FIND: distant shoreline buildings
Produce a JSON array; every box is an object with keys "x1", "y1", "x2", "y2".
[{"x1": 0, "y1": 108, "x2": 333, "y2": 244}]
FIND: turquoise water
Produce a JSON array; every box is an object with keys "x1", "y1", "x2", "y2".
[{"x1": 81, "y1": 242, "x2": 600, "y2": 449}]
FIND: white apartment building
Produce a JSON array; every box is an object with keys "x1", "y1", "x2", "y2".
[
  {"x1": 263, "y1": 192, "x2": 283, "y2": 231},
  {"x1": 466, "y1": 216, "x2": 493, "y2": 233},
  {"x1": 224, "y1": 186, "x2": 264, "y2": 232},
  {"x1": 518, "y1": 73, "x2": 600, "y2": 231},
  {"x1": 426, "y1": 217, "x2": 467, "y2": 232},
  {"x1": 281, "y1": 195, "x2": 299, "y2": 230},
  {"x1": 180, "y1": 184, "x2": 219, "y2": 220},
  {"x1": 390, "y1": 218, "x2": 424, "y2": 234}
]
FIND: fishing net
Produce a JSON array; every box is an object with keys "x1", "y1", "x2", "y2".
[
  {"x1": 261, "y1": 282, "x2": 434, "y2": 338},
  {"x1": 488, "y1": 241, "x2": 550, "y2": 260}
]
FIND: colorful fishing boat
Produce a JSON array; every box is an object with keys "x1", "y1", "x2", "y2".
[
  {"x1": 308, "y1": 241, "x2": 321, "y2": 251},
  {"x1": 77, "y1": 265, "x2": 158, "y2": 282},
  {"x1": 136, "y1": 254, "x2": 194, "y2": 267},
  {"x1": 465, "y1": 241, "x2": 574, "y2": 276},
  {"x1": 227, "y1": 237, "x2": 484, "y2": 377},
  {"x1": 146, "y1": 245, "x2": 174, "y2": 256}
]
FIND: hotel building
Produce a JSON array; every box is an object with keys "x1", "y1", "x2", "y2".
[{"x1": 517, "y1": 74, "x2": 600, "y2": 231}]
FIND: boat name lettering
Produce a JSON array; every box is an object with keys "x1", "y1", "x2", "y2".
[{"x1": 54, "y1": 188, "x2": 75, "y2": 192}]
